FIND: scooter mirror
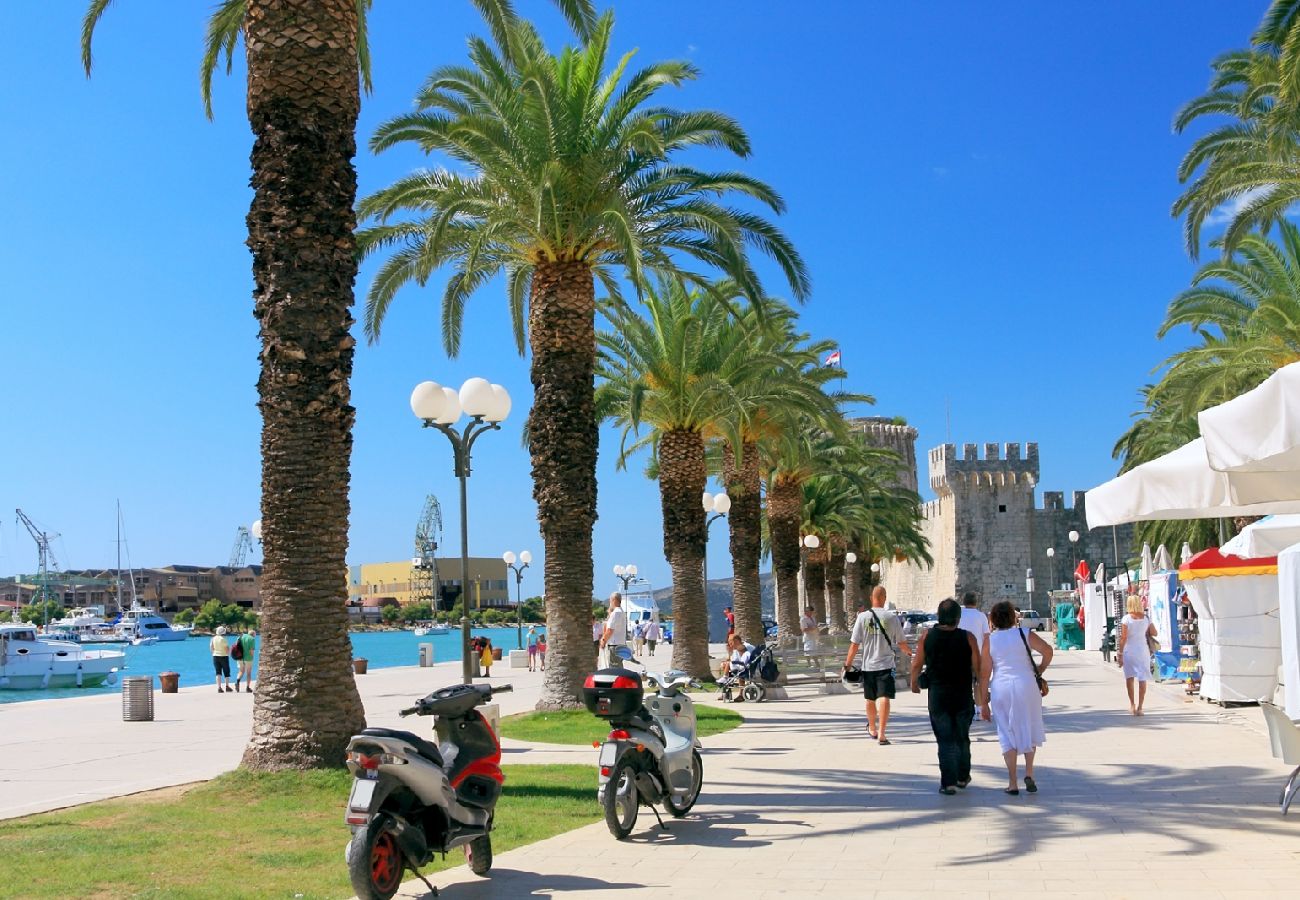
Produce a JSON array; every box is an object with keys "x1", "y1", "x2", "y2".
[{"x1": 615, "y1": 646, "x2": 640, "y2": 664}]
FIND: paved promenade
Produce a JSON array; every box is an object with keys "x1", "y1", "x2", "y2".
[{"x1": 4, "y1": 648, "x2": 1299, "y2": 898}]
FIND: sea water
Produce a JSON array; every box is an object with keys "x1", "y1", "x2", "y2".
[{"x1": 0, "y1": 626, "x2": 533, "y2": 705}]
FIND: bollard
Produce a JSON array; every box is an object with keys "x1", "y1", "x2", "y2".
[
  {"x1": 158, "y1": 671, "x2": 180, "y2": 694},
  {"x1": 418, "y1": 643, "x2": 434, "y2": 667},
  {"x1": 122, "y1": 676, "x2": 154, "y2": 722},
  {"x1": 353, "y1": 658, "x2": 369, "y2": 675}
]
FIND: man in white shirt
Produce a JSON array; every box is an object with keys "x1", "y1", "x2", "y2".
[
  {"x1": 800, "y1": 605, "x2": 820, "y2": 655},
  {"x1": 844, "y1": 586, "x2": 911, "y2": 745},
  {"x1": 958, "y1": 592, "x2": 990, "y2": 648},
  {"x1": 591, "y1": 617, "x2": 603, "y2": 664},
  {"x1": 600, "y1": 592, "x2": 628, "y2": 667}
]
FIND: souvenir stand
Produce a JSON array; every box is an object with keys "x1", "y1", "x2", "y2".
[
  {"x1": 1147, "y1": 571, "x2": 1184, "y2": 680},
  {"x1": 1179, "y1": 548, "x2": 1280, "y2": 704}
]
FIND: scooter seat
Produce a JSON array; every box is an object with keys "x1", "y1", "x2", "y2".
[{"x1": 360, "y1": 727, "x2": 443, "y2": 766}]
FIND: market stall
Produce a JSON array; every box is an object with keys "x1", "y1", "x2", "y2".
[{"x1": 1180, "y1": 548, "x2": 1280, "y2": 704}]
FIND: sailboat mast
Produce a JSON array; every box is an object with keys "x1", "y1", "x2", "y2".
[{"x1": 115, "y1": 501, "x2": 122, "y2": 615}]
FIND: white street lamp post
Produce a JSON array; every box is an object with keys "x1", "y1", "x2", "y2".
[
  {"x1": 1046, "y1": 547, "x2": 1056, "y2": 592},
  {"x1": 412, "y1": 378, "x2": 511, "y2": 684},
  {"x1": 503, "y1": 550, "x2": 532, "y2": 650},
  {"x1": 613, "y1": 563, "x2": 638, "y2": 592},
  {"x1": 701, "y1": 491, "x2": 731, "y2": 614}
]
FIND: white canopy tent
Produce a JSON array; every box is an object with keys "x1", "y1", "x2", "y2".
[
  {"x1": 1200, "y1": 361, "x2": 1300, "y2": 476},
  {"x1": 1222, "y1": 515, "x2": 1300, "y2": 559},
  {"x1": 1085, "y1": 438, "x2": 1300, "y2": 529}
]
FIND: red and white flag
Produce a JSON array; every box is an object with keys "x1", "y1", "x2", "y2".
[{"x1": 824, "y1": 349, "x2": 842, "y2": 367}]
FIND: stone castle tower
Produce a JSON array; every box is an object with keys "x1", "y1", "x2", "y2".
[
  {"x1": 849, "y1": 416, "x2": 919, "y2": 492},
  {"x1": 881, "y1": 440, "x2": 1132, "y2": 612}
]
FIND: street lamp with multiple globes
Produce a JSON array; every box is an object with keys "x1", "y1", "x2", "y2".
[
  {"x1": 701, "y1": 491, "x2": 731, "y2": 604},
  {"x1": 613, "y1": 564, "x2": 638, "y2": 592},
  {"x1": 503, "y1": 550, "x2": 532, "y2": 650},
  {"x1": 411, "y1": 377, "x2": 511, "y2": 685}
]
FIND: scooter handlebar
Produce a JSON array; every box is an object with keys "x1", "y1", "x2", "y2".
[
  {"x1": 398, "y1": 706, "x2": 420, "y2": 717},
  {"x1": 492, "y1": 684, "x2": 513, "y2": 694}
]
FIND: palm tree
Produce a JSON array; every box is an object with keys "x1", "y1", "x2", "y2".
[
  {"x1": 357, "y1": 14, "x2": 807, "y2": 704},
  {"x1": 81, "y1": 0, "x2": 594, "y2": 767},
  {"x1": 596, "y1": 279, "x2": 795, "y2": 678}
]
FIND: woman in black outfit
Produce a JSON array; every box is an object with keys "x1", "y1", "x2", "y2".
[{"x1": 910, "y1": 597, "x2": 981, "y2": 794}]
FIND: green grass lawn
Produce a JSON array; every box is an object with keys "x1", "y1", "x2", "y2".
[
  {"x1": 498, "y1": 704, "x2": 742, "y2": 745},
  {"x1": 0, "y1": 765, "x2": 597, "y2": 900}
]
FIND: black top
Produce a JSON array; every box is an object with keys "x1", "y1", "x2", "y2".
[{"x1": 924, "y1": 627, "x2": 975, "y2": 696}]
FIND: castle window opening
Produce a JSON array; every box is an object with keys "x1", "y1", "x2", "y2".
[{"x1": 998, "y1": 504, "x2": 1007, "y2": 513}]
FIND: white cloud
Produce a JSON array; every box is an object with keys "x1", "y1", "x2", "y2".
[{"x1": 1205, "y1": 186, "x2": 1271, "y2": 225}]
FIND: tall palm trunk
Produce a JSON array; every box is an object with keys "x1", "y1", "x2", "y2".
[
  {"x1": 531, "y1": 260, "x2": 599, "y2": 709},
  {"x1": 826, "y1": 543, "x2": 847, "y2": 635},
  {"x1": 767, "y1": 477, "x2": 802, "y2": 648},
  {"x1": 843, "y1": 549, "x2": 861, "y2": 626},
  {"x1": 805, "y1": 547, "x2": 827, "y2": 629},
  {"x1": 241, "y1": 0, "x2": 366, "y2": 770},
  {"x1": 661, "y1": 429, "x2": 710, "y2": 678},
  {"x1": 723, "y1": 441, "x2": 763, "y2": 646}
]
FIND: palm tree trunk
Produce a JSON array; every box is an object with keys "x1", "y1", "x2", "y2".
[
  {"x1": 843, "y1": 548, "x2": 861, "y2": 626},
  {"x1": 826, "y1": 543, "x2": 847, "y2": 635},
  {"x1": 241, "y1": 0, "x2": 366, "y2": 770},
  {"x1": 767, "y1": 477, "x2": 802, "y2": 648},
  {"x1": 660, "y1": 429, "x2": 710, "y2": 679},
  {"x1": 530, "y1": 260, "x2": 598, "y2": 709},
  {"x1": 723, "y1": 441, "x2": 763, "y2": 646},
  {"x1": 805, "y1": 548, "x2": 827, "y2": 629}
]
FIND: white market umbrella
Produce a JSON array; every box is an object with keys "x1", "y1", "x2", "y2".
[
  {"x1": 1140, "y1": 543, "x2": 1154, "y2": 582},
  {"x1": 1221, "y1": 514, "x2": 1300, "y2": 558},
  {"x1": 1153, "y1": 545, "x2": 1174, "y2": 572},
  {"x1": 1200, "y1": 361, "x2": 1300, "y2": 475},
  {"x1": 1085, "y1": 438, "x2": 1300, "y2": 528}
]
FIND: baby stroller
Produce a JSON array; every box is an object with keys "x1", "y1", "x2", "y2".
[{"x1": 719, "y1": 643, "x2": 780, "y2": 702}]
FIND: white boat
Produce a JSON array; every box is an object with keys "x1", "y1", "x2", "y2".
[
  {"x1": 43, "y1": 606, "x2": 128, "y2": 644},
  {"x1": 0, "y1": 623, "x2": 125, "y2": 690},
  {"x1": 130, "y1": 635, "x2": 159, "y2": 646},
  {"x1": 115, "y1": 605, "x2": 190, "y2": 642},
  {"x1": 413, "y1": 623, "x2": 450, "y2": 636},
  {"x1": 620, "y1": 579, "x2": 662, "y2": 640}
]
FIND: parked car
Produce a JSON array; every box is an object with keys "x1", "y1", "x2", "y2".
[
  {"x1": 901, "y1": 610, "x2": 937, "y2": 644},
  {"x1": 661, "y1": 622, "x2": 674, "y2": 644},
  {"x1": 761, "y1": 617, "x2": 779, "y2": 640},
  {"x1": 1017, "y1": 608, "x2": 1047, "y2": 631}
]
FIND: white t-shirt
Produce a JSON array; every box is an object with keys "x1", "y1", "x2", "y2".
[
  {"x1": 849, "y1": 608, "x2": 904, "y2": 671},
  {"x1": 729, "y1": 641, "x2": 756, "y2": 671},
  {"x1": 644, "y1": 621, "x2": 660, "y2": 641},
  {"x1": 958, "y1": 607, "x2": 991, "y2": 644},
  {"x1": 604, "y1": 608, "x2": 627, "y2": 645},
  {"x1": 592, "y1": 621, "x2": 603, "y2": 641}
]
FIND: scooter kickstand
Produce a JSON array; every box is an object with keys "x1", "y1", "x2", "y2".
[
  {"x1": 403, "y1": 854, "x2": 438, "y2": 897},
  {"x1": 649, "y1": 803, "x2": 667, "y2": 831}
]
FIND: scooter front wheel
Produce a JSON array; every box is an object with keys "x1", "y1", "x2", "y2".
[
  {"x1": 664, "y1": 750, "x2": 703, "y2": 817},
  {"x1": 603, "y1": 756, "x2": 640, "y2": 839},
  {"x1": 347, "y1": 817, "x2": 405, "y2": 900}
]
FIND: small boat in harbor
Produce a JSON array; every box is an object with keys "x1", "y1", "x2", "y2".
[
  {"x1": 43, "y1": 606, "x2": 127, "y2": 644},
  {"x1": 412, "y1": 622, "x2": 450, "y2": 636},
  {"x1": 0, "y1": 624, "x2": 125, "y2": 690},
  {"x1": 115, "y1": 605, "x2": 190, "y2": 643}
]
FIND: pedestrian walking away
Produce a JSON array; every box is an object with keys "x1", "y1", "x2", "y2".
[
  {"x1": 644, "y1": 619, "x2": 661, "y2": 656},
  {"x1": 958, "y1": 592, "x2": 990, "y2": 647},
  {"x1": 1118, "y1": 595, "x2": 1157, "y2": 715},
  {"x1": 912, "y1": 598, "x2": 980, "y2": 793},
  {"x1": 844, "y1": 586, "x2": 911, "y2": 745},
  {"x1": 210, "y1": 626, "x2": 233, "y2": 693},
  {"x1": 233, "y1": 628, "x2": 256, "y2": 694},
  {"x1": 633, "y1": 620, "x2": 646, "y2": 657},
  {"x1": 528, "y1": 625, "x2": 539, "y2": 672},
  {"x1": 538, "y1": 633, "x2": 547, "y2": 670},
  {"x1": 600, "y1": 593, "x2": 627, "y2": 667},
  {"x1": 979, "y1": 600, "x2": 1053, "y2": 795}
]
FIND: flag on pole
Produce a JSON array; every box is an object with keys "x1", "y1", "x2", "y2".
[{"x1": 824, "y1": 349, "x2": 842, "y2": 367}]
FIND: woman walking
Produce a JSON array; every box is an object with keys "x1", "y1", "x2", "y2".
[
  {"x1": 910, "y1": 598, "x2": 980, "y2": 794},
  {"x1": 979, "y1": 600, "x2": 1053, "y2": 795},
  {"x1": 527, "y1": 625, "x2": 539, "y2": 672},
  {"x1": 1118, "y1": 595, "x2": 1156, "y2": 715}
]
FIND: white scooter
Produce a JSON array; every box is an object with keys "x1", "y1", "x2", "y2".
[{"x1": 582, "y1": 648, "x2": 704, "y2": 839}]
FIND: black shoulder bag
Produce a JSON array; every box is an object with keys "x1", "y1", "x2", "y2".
[{"x1": 1017, "y1": 627, "x2": 1049, "y2": 697}]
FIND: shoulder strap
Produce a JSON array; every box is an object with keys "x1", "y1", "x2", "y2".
[
  {"x1": 868, "y1": 608, "x2": 895, "y2": 650},
  {"x1": 1016, "y1": 627, "x2": 1041, "y2": 678}
]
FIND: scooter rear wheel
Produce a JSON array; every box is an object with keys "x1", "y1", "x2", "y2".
[
  {"x1": 603, "y1": 756, "x2": 640, "y2": 839},
  {"x1": 347, "y1": 817, "x2": 405, "y2": 900},
  {"x1": 465, "y1": 833, "x2": 493, "y2": 875},
  {"x1": 664, "y1": 749, "x2": 703, "y2": 817}
]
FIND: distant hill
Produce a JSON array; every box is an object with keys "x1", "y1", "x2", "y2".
[{"x1": 653, "y1": 572, "x2": 776, "y2": 642}]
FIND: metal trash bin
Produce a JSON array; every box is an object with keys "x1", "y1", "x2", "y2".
[
  {"x1": 353, "y1": 658, "x2": 369, "y2": 675},
  {"x1": 122, "y1": 676, "x2": 154, "y2": 722},
  {"x1": 158, "y1": 671, "x2": 180, "y2": 694},
  {"x1": 418, "y1": 643, "x2": 434, "y2": 667}
]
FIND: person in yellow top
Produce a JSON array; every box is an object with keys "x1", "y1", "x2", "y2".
[
  {"x1": 210, "y1": 626, "x2": 233, "y2": 693},
  {"x1": 480, "y1": 638, "x2": 494, "y2": 677}
]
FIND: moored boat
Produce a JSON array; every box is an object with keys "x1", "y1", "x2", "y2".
[{"x1": 0, "y1": 623, "x2": 125, "y2": 690}]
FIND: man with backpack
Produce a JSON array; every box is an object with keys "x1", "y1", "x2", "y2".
[
  {"x1": 844, "y1": 586, "x2": 911, "y2": 745},
  {"x1": 232, "y1": 627, "x2": 256, "y2": 693}
]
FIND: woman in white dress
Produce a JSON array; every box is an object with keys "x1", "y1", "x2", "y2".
[
  {"x1": 1117, "y1": 595, "x2": 1156, "y2": 716},
  {"x1": 979, "y1": 600, "x2": 1053, "y2": 795}
]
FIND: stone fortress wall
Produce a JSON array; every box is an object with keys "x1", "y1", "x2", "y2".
[{"x1": 871, "y1": 438, "x2": 1135, "y2": 613}]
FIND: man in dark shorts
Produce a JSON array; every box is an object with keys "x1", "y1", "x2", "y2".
[{"x1": 844, "y1": 586, "x2": 911, "y2": 745}]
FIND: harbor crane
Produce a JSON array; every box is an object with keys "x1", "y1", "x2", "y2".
[
  {"x1": 229, "y1": 525, "x2": 254, "y2": 568},
  {"x1": 412, "y1": 495, "x2": 443, "y2": 608},
  {"x1": 14, "y1": 508, "x2": 59, "y2": 614}
]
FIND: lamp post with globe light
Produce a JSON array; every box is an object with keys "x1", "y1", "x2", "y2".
[
  {"x1": 1068, "y1": 529, "x2": 1081, "y2": 577},
  {"x1": 800, "y1": 533, "x2": 821, "y2": 621},
  {"x1": 410, "y1": 378, "x2": 511, "y2": 684},
  {"x1": 503, "y1": 550, "x2": 531, "y2": 650},
  {"x1": 701, "y1": 491, "x2": 731, "y2": 615},
  {"x1": 613, "y1": 564, "x2": 638, "y2": 592},
  {"x1": 1046, "y1": 547, "x2": 1056, "y2": 591},
  {"x1": 844, "y1": 550, "x2": 859, "y2": 622}
]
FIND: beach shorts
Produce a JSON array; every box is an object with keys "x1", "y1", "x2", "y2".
[
  {"x1": 862, "y1": 668, "x2": 896, "y2": 701},
  {"x1": 213, "y1": 656, "x2": 231, "y2": 677}
]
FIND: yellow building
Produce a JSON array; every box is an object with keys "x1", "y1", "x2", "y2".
[{"x1": 350, "y1": 558, "x2": 511, "y2": 608}]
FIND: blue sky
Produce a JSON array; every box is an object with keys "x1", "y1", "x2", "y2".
[{"x1": 0, "y1": 2, "x2": 1259, "y2": 595}]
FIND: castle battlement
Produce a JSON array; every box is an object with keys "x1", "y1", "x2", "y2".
[{"x1": 928, "y1": 441, "x2": 1039, "y2": 494}]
